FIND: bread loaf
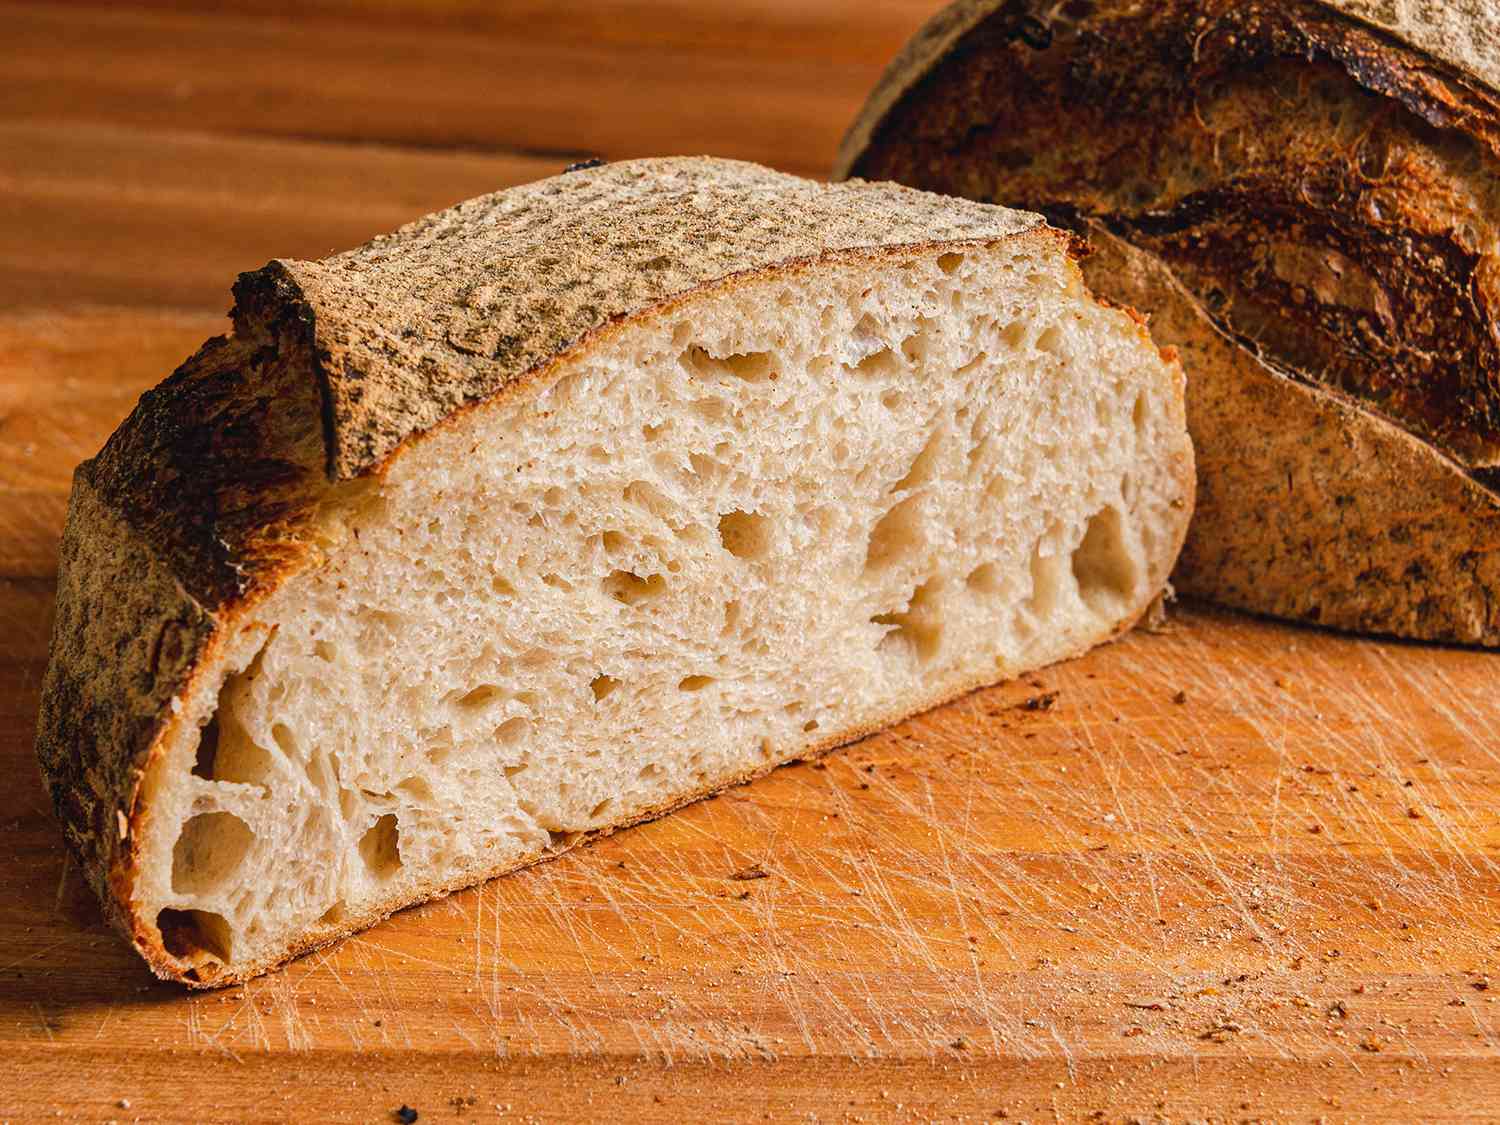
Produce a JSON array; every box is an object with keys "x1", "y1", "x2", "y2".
[
  {"x1": 37, "y1": 157, "x2": 1193, "y2": 985},
  {"x1": 837, "y1": 0, "x2": 1500, "y2": 643}
]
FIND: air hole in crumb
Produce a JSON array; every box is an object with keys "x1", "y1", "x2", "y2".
[
  {"x1": 590, "y1": 798, "x2": 615, "y2": 820},
  {"x1": 358, "y1": 814, "x2": 402, "y2": 880},
  {"x1": 851, "y1": 347, "x2": 900, "y2": 379},
  {"x1": 937, "y1": 252, "x2": 965, "y2": 275},
  {"x1": 504, "y1": 762, "x2": 529, "y2": 778},
  {"x1": 643, "y1": 421, "x2": 668, "y2": 442},
  {"x1": 318, "y1": 901, "x2": 346, "y2": 926},
  {"x1": 157, "y1": 907, "x2": 232, "y2": 967},
  {"x1": 191, "y1": 715, "x2": 220, "y2": 780},
  {"x1": 623, "y1": 479, "x2": 672, "y2": 518},
  {"x1": 872, "y1": 577, "x2": 944, "y2": 664},
  {"x1": 172, "y1": 811, "x2": 254, "y2": 895},
  {"x1": 901, "y1": 318, "x2": 938, "y2": 365},
  {"x1": 270, "y1": 722, "x2": 297, "y2": 757},
  {"x1": 682, "y1": 345, "x2": 776, "y2": 383},
  {"x1": 718, "y1": 509, "x2": 772, "y2": 560},
  {"x1": 494, "y1": 716, "x2": 529, "y2": 745},
  {"x1": 1027, "y1": 536, "x2": 1067, "y2": 619},
  {"x1": 1132, "y1": 393, "x2": 1148, "y2": 435},
  {"x1": 890, "y1": 427, "x2": 945, "y2": 493},
  {"x1": 1071, "y1": 507, "x2": 1137, "y2": 611},
  {"x1": 678, "y1": 675, "x2": 715, "y2": 692},
  {"x1": 638, "y1": 762, "x2": 661, "y2": 780},
  {"x1": 880, "y1": 389, "x2": 904, "y2": 410},
  {"x1": 604, "y1": 569, "x2": 666, "y2": 605},
  {"x1": 542, "y1": 572, "x2": 574, "y2": 591},
  {"x1": 864, "y1": 495, "x2": 923, "y2": 573},
  {"x1": 396, "y1": 776, "x2": 433, "y2": 803},
  {"x1": 547, "y1": 829, "x2": 581, "y2": 850},
  {"x1": 456, "y1": 685, "x2": 504, "y2": 710},
  {"x1": 803, "y1": 719, "x2": 820, "y2": 733},
  {"x1": 313, "y1": 640, "x2": 337, "y2": 663},
  {"x1": 966, "y1": 563, "x2": 1005, "y2": 595},
  {"x1": 492, "y1": 574, "x2": 517, "y2": 597},
  {"x1": 1036, "y1": 325, "x2": 1063, "y2": 355},
  {"x1": 999, "y1": 321, "x2": 1027, "y2": 349},
  {"x1": 691, "y1": 397, "x2": 729, "y2": 422},
  {"x1": 590, "y1": 674, "x2": 621, "y2": 702},
  {"x1": 601, "y1": 530, "x2": 630, "y2": 555}
]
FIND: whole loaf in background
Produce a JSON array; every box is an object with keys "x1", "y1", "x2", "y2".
[{"x1": 837, "y1": 0, "x2": 1500, "y2": 645}]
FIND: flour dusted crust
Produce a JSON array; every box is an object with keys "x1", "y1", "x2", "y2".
[
  {"x1": 37, "y1": 157, "x2": 1193, "y2": 985},
  {"x1": 838, "y1": 0, "x2": 1500, "y2": 644}
]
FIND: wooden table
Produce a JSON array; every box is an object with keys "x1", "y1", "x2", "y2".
[{"x1": 4, "y1": 3, "x2": 1499, "y2": 1120}]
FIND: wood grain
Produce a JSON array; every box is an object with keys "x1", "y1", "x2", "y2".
[
  {"x1": 3, "y1": 310, "x2": 1500, "y2": 1120},
  {"x1": 4, "y1": 1, "x2": 1500, "y2": 1119}
]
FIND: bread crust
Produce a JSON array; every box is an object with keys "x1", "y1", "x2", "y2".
[
  {"x1": 38, "y1": 158, "x2": 1183, "y2": 986},
  {"x1": 834, "y1": 0, "x2": 1500, "y2": 185},
  {"x1": 1085, "y1": 223, "x2": 1500, "y2": 642},
  {"x1": 838, "y1": 0, "x2": 1500, "y2": 642}
]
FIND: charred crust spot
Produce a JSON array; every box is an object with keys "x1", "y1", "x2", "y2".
[{"x1": 563, "y1": 157, "x2": 607, "y2": 173}]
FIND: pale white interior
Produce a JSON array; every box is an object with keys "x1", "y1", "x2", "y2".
[{"x1": 137, "y1": 243, "x2": 1190, "y2": 980}]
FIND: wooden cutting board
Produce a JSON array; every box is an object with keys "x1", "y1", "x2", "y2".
[
  {"x1": 3, "y1": 310, "x2": 1500, "y2": 1122},
  {"x1": 4, "y1": 1, "x2": 1500, "y2": 1118}
]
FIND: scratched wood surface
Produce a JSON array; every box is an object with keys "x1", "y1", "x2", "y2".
[{"x1": 4, "y1": 2, "x2": 1500, "y2": 1121}]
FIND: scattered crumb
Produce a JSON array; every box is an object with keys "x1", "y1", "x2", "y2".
[
  {"x1": 395, "y1": 1107, "x2": 419, "y2": 1124},
  {"x1": 730, "y1": 865, "x2": 770, "y2": 881},
  {"x1": 1021, "y1": 692, "x2": 1059, "y2": 712},
  {"x1": 1171, "y1": 690, "x2": 1187, "y2": 705}
]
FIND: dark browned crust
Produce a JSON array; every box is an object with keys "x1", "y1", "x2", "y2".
[{"x1": 849, "y1": 0, "x2": 1500, "y2": 467}]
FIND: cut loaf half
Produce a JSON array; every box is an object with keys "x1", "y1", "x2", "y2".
[{"x1": 37, "y1": 158, "x2": 1194, "y2": 985}]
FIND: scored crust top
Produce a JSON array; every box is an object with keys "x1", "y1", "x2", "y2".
[{"x1": 832, "y1": 0, "x2": 1500, "y2": 181}]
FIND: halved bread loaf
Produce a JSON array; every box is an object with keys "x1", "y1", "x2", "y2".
[
  {"x1": 837, "y1": 0, "x2": 1500, "y2": 643},
  {"x1": 37, "y1": 157, "x2": 1194, "y2": 985}
]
